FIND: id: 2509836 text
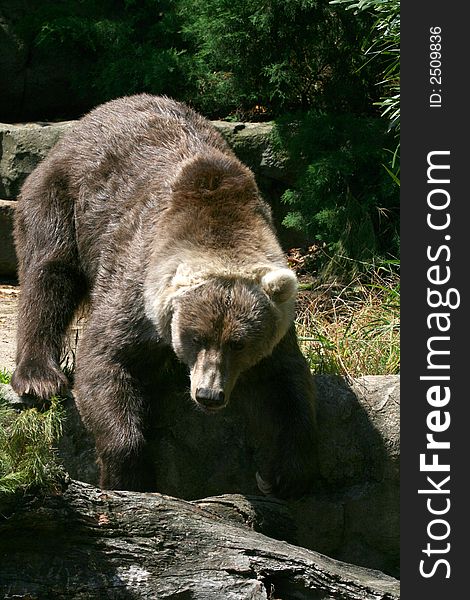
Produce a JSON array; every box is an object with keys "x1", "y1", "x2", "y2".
[{"x1": 429, "y1": 26, "x2": 443, "y2": 108}]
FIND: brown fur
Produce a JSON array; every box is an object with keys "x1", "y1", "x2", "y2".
[{"x1": 11, "y1": 94, "x2": 317, "y2": 497}]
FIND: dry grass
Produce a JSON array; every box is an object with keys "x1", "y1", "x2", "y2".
[{"x1": 295, "y1": 265, "x2": 400, "y2": 377}]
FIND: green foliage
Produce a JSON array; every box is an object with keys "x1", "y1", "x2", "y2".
[
  {"x1": 0, "y1": 393, "x2": 65, "y2": 496},
  {"x1": 11, "y1": 0, "x2": 379, "y2": 120},
  {"x1": 179, "y1": 0, "x2": 377, "y2": 118},
  {"x1": 14, "y1": 1, "x2": 191, "y2": 109},
  {"x1": 0, "y1": 369, "x2": 11, "y2": 385},
  {"x1": 274, "y1": 112, "x2": 399, "y2": 275},
  {"x1": 332, "y1": 0, "x2": 400, "y2": 132},
  {"x1": 332, "y1": 0, "x2": 400, "y2": 183}
]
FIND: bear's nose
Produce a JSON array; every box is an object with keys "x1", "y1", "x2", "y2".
[{"x1": 195, "y1": 387, "x2": 226, "y2": 410}]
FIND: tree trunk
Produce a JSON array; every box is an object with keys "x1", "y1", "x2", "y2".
[{"x1": 0, "y1": 480, "x2": 399, "y2": 599}]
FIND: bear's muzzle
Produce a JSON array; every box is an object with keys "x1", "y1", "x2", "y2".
[{"x1": 195, "y1": 387, "x2": 226, "y2": 411}]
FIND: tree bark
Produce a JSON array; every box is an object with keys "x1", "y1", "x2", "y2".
[{"x1": 0, "y1": 480, "x2": 399, "y2": 600}]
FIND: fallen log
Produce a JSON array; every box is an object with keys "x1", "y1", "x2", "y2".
[
  {"x1": 0, "y1": 374, "x2": 400, "y2": 577},
  {"x1": 0, "y1": 480, "x2": 399, "y2": 599}
]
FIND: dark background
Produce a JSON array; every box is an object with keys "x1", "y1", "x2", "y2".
[{"x1": 401, "y1": 1, "x2": 469, "y2": 596}]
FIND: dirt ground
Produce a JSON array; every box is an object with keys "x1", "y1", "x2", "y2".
[{"x1": 0, "y1": 284, "x2": 18, "y2": 373}]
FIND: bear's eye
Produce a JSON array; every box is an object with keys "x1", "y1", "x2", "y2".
[
  {"x1": 192, "y1": 335, "x2": 208, "y2": 348},
  {"x1": 229, "y1": 340, "x2": 245, "y2": 352}
]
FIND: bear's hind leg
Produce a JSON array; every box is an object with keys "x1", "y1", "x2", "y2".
[
  {"x1": 74, "y1": 316, "x2": 157, "y2": 492},
  {"x1": 97, "y1": 437, "x2": 156, "y2": 492},
  {"x1": 76, "y1": 362, "x2": 156, "y2": 492}
]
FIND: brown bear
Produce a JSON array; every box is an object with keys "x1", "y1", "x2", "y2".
[{"x1": 11, "y1": 94, "x2": 317, "y2": 497}]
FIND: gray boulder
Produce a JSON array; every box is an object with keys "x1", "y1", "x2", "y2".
[
  {"x1": 213, "y1": 120, "x2": 290, "y2": 183},
  {"x1": 0, "y1": 120, "x2": 288, "y2": 201},
  {"x1": 0, "y1": 121, "x2": 73, "y2": 199},
  {"x1": 0, "y1": 200, "x2": 16, "y2": 276}
]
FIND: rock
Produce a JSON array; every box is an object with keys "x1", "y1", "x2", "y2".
[
  {"x1": 0, "y1": 200, "x2": 16, "y2": 277},
  {"x1": 0, "y1": 121, "x2": 73, "y2": 199},
  {"x1": 0, "y1": 120, "x2": 289, "y2": 201},
  {"x1": 213, "y1": 120, "x2": 291, "y2": 183},
  {"x1": 0, "y1": 121, "x2": 73, "y2": 278},
  {"x1": 1, "y1": 373, "x2": 400, "y2": 577},
  {"x1": 292, "y1": 375, "x2": 400, "y2": 576}
]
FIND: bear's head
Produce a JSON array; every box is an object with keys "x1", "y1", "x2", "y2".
[{"x1": 168, "y1": 267, "x2": 297, "y2": 412}]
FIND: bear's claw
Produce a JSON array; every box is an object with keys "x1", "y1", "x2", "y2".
[
  {"x1": 256, "y1": 471, "x2": 274, "y2": 496},
  {"x1": 11, "y1": 359, "x2": 69, "y2": 401}
]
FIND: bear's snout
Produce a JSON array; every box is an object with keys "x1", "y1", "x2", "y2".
[
  {"x1": 188, "y1": 346, "x2": 233, "y2": 411},
  {"x1": 195, "y1": 387, "x2": 226, "y2": 411}
]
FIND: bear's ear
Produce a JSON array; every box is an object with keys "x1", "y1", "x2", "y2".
[{"x1": 261, "y1": 268, "x2": 298, "y2": 303}]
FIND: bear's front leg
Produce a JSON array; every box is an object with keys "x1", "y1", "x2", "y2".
[
  {"x1": 242, "y1": 327, "x2": 319, "y2": 499},
  {"x1": 74, "y1": 324, "x2": 157, "y2": 492},
  {"x1": 12, "y1": 260, "x2": 86, "y2": 401},
  {"x1": 12, "y1": 172, "x2": 88, "y2": 401}
]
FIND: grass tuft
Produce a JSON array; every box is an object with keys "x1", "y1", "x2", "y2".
[
  {"x1": 0, "y1": 368, "x2": 11, "y2": 385},
  {"x1": 296, "y1": 262, "x2": 400, "y2": 378},
  {"x1": 0, "y1": 390, "x2": 66, "y2": 496}
]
